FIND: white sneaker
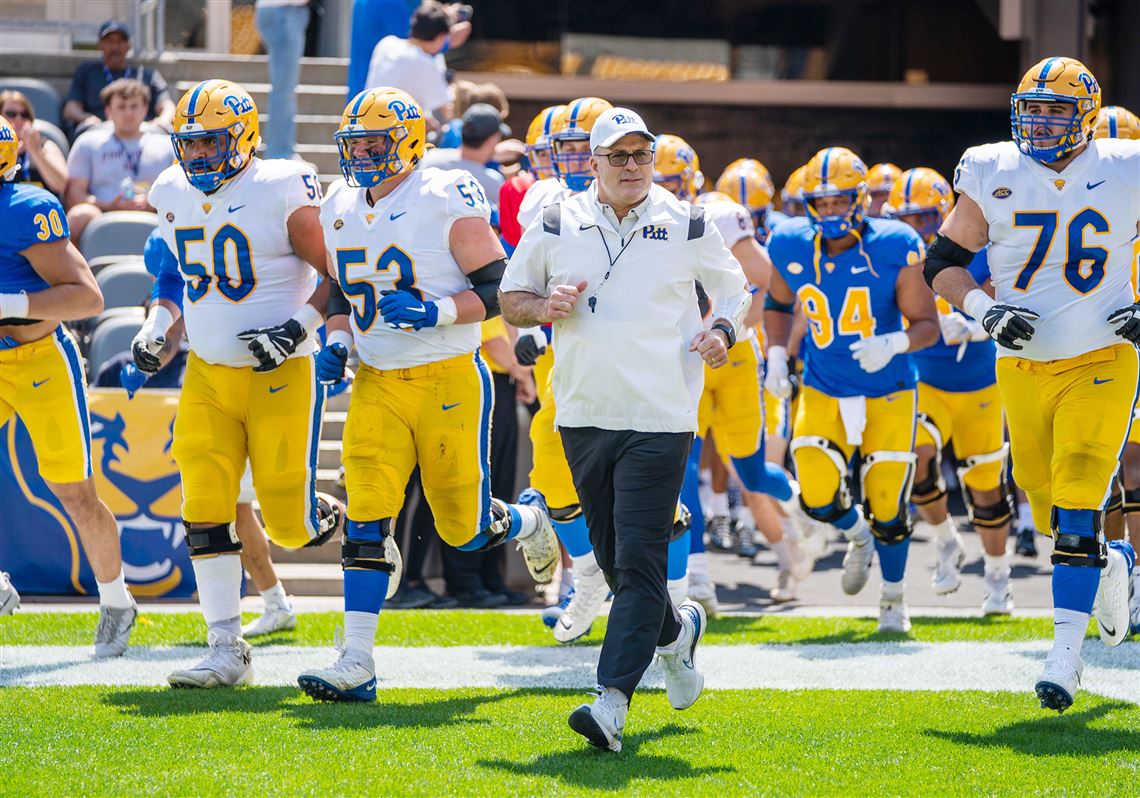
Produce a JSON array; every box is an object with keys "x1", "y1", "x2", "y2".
[
  {"x1": 297, "y1": 631, "x2": 377, "y2": 702},
  {"x1": 981, "y1": 567, "x2": 1014, "y2": 616},
  {"x1": 0, "y1": 572, "x2": 19, "y2": 616},
  {"x1": 932, "y1": 531, "x2": 966, "y2": 595},
  {"x1": 554, "y1": 564, "x2": 609, "y2": 643},
  {"x1": 1035, "y1": 652, "x2": 1083, "y2": 713},
  {"x1": 769, "y1": 570, "x2": 797, "y2": 603},
  {"x1": 841, "y1": 537, "x2": 874, "y2": 595},
  {"x1": 878, "y1": 590, "x2": 911, "y2": 633},
  {"x1": 168, "y1": 630, "x2": 253, "y2": 688},
  {"x1": 656, "y1": 600, "x2": 706, "y2": 710},
  {"x1": 568, "y1": 686, "x2": 627, "y2": 752},
  {"x1": 687, "y1": 575, "x2": 720, "y2": 619},
  {"x1": 94, "y1": 597, "x2": 138, "y2": 658},
  {"x1": 241, "y1": 605, "x2": 298, "y2": 638},
  {"x1": 515, "y1": 490, "x2": 559, "y2": 583},
  {"x1": 1094, "y1": 546, "x2": 1130, "y2": 647}
]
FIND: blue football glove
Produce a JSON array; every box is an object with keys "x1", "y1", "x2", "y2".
[
  {"x1": 378, "y1": 290, "x2": 438, "y2": 331},
  {"x1": 316, "y1": 342, "x2": 349, "y2": 384},
  {"x1": 326, "y1": 367, "x2": 355, "y2": 398},
  {"x1": 119, "y1": 362, "x2": 148, "y2": 399}
]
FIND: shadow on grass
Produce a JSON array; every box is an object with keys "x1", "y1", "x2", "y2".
[
  {"x1": 479, "y1": 722, "x2": 734, "y2": 788},
  {"x1": 924, "y1": 701, "x2": 1140, "y2": 756}
]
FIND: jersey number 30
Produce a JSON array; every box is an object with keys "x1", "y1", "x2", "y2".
[
  {"x1": 175, "y1": 224, "x2": 256, "y2": 303},
  {"x1": 1012, "y1": 208, "x2": 1109, "y2": 295}
]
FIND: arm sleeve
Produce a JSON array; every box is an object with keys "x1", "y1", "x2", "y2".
[
  {"x1": 694, "y1": 221, "x2": 751, "y2": 335},
  {"x1": 499, "y1": 217, "x2": 549, "y2": 295},
  {"x1": 146, "y1": 229, "x2": 185, "y2": 310}
]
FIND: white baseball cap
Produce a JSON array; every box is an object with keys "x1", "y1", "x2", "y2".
[{"x1": 589, "y1": 108, "x2": 656, "y2": 150}]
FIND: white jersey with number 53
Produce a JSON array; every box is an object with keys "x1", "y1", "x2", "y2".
[
  {"x1": 320, "y1": 167, "x2": 492, "y2": 370},
  {"x1": 954, "y1": 138, "x2": 1140, "y2": 361}
]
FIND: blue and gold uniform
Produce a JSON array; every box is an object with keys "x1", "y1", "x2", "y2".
[{"x1": 0, "y1": 181, "x2": 92, "y2": 483}]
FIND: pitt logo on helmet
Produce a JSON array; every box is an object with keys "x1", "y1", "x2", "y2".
[
  {"x1": 387, "y1": 99, "x2": 422, "y2": 122},
  {"x1": 1011, "y1": 56, "x2": 1101, "y2": 163},
  {"x1": 172, "y1": 79, "x2": 261, "y2": 193},
  {"x1": 801, "y1": 147, "x2": 870, "y2": 240},
  {"x1": 525, "y1": 105, "x2": 565, "y2": 181},
  {"x1": 336, "y1": 87, "x2": 425, "y2": 188}
]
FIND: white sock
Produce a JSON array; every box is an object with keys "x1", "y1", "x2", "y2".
[
  {"x1": 707, "y1": 491, "x2": 729, "y2": 517},
  {"x1": 511, "y1": 502, "x2": 544, "y2": 540},
  {"x1": 571, "y1": 552, "x2": 600, "y2": 577},
  {"x1": 1017, "y1": 501, "x2": 1034, "y2": 531},
  {"x1": 688, "y1": 551, "x2": 710, "y2": 584},
  {"x1": 698, "y1": 471, "x2": 713, "y2": 515},
  {"x1": 191, "y1": 554, "x2": 243, "y2": 637},
  {"x1": 983, "y1": 553, "x2": 1010, "y2": 577},
  {"x1": 930, "y1": 516, "x2": 956, "y2": 542},
  {"x1": 260, "y1": 581, "x2": 292, "y2": 612},
  {"x1": 881, "y1": 578, "x2": 905, "y2": 602},
  {"x1": 1050, "y1": 607, "x2": 1088, "y2": 659},
  {"x1": 344, "y1": 610, "x2": 379, "y2": 657},
  {"x1": 96, "y1": 570, "x2": 133, "y2": 609},
  {"x1": 844, "y1": 516, "x2": 873, "y2": 545},
  {"x1": 559, "y1": 565, "x2": 574, "y2": 599},
  {"x1": 667, "y1": 576, "x2": 689, "y2": 607},
  {"x1": 770, "y1": 539, "x2": 791, "y2": 572}
]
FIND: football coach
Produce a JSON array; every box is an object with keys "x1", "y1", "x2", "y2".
[{"x1": 499, "y1": 107, "x2": 751, "y2": 753}]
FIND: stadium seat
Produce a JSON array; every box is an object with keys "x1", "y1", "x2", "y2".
[
  {"x1": 33, "y1": 119, "x2": 69, "y2": 158},
  {"x1": 87, "y1": 254, "x2": 145, "y2": 274},
  {"x1": 95, "y1": 262, "x2": 155, "y2": 311},
  {"x1": 85, "y1": 308, "x2": 145, "y2": 382},
  {"x1": 79, "y1": 211, "x2": 159, "y2": 261},
  {"x1": 0, "y1": 78, "x2": 62, "y2": 127}
]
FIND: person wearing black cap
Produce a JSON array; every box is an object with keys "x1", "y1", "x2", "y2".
[
  {"x1": 63, "y1": 20, "x2": 175, "y2": 137},
  {"x1": 421, "y1": 103, "x2": 510, "y2": 208}
]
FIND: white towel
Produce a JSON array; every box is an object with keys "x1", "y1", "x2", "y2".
[{"x1": 838, "y1": 396, "x2": 867, "y2": 446}]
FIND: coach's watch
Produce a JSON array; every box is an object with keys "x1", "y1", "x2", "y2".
[{"x1": 711, "y1": 320, "x2": 737, "y2": 349}]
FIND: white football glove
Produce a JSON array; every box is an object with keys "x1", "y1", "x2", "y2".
[
  {"x1": 764, "y1": 345, "x2": 793, "y2": 399},
  {"x1": 938, "y1": 311, "x2": 989, "y2": 346},
  {"x1": 131, "y1": 305, "x2": 174, "y2": 374},
  {"x1": 849, "y1": 331, "x2": 909, "y2": 374}
]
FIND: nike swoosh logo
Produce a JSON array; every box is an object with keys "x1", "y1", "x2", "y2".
[
  {"x1": 851, "y1": 266, "x2": 870, "y2": 274},
  {"x1": 730, "y1": 361, "x2": 744, "y2": 367},
  {"x1": 228, "y1": 204, "x2": 245, "y2": 213},
  {"x1": 885, "y1": 396, "x2": 898, "y2": 402},
  {"x1": 1086, "y1": 180, "x2": 1105, "y2": 190},
  {"x1": 32, "y1": 378, "x2": 49, "y2": 388},
  {"x1": 1102, "y1": 624, "x2": 1116, "y2": 637},
  {"x1": 408, "y1": 305, "x2": 425, "y2": 313},
  {"x1": 979, "y1": 402, "x2": 992, "y2": 408},
  {"x1": 389, "y1": 211, "x2": 407, "y2": 221},
  {"x1": 269, "y1": 385, "x2": 287, "y2": 394},
  {"x1": 1093, "y1": 377, "x2": 1114, "y2": 385},
  {"x1": 442, "y1": 402, "x2": 461, "y2": 411}
]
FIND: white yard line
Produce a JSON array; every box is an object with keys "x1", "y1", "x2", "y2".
[{"x1": 2, "y1": 642, "x2": 1136, "y2": 703}]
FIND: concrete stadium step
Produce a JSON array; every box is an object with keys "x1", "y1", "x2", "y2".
[
  {"x1": 160, "y1": 52, "x2": 349, "y2": 92},
  {"x1": 295, "y1": 144, "x2": 340, "y2": 175},
  {"x1": 174, "y1": 80, "x2": 349, "y2": 117},
  {"x1": 321, "y1": 410, "x2": 347, "y2": 439},
  {"x1": 262, "y1": 114, "x2": 343, "y2": 144},
  {"x1": 318, "y1": 440, "x2": 342, "y2": 470}
]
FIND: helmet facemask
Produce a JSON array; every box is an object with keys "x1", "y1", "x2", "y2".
[
  {"x1": 336, "y1": 125, "x2": 410, "y2": 188},
  {"x1": 1011, "y1": 94, "x2": 1091, "y2": 163},
  {"x1": 173, "y1": 123, "x2": 248, "y2": 193},
  {"x1": 805, "y1": 187, "x2": 865, "y2": 240},
  {"x1": 552, "y1": 135, "x2": 594, "y2": 192}
]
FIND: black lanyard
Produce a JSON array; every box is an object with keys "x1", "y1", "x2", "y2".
[
  {"x1": 102, "y1": 65, "x2": 135, "y2": 84},
  {"x1": 113, "y1": 135, "x2": 142, "y2": 179},
  {"x1": 586, "y1": 223, "x2": 637, "y2": 313}
]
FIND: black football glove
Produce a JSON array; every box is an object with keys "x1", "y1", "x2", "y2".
[
  {"x1": 1108, "y1": 304, "x2": 1140, "y2": 344},
  {"x1": 514, "y1": 330, "x2": 547, "y2": 366},
  {"x1": 786, "y1": 355, "x2": 801, "y2": 402},
  {"x1": 238, "y1": 319, "x2": 308, "y2": 372},
  {"x1": 980, "y1": 304, "x2": 1040, "y2": 350},
  {"x1": 131, "y1": 336, "x2": 164, "y2": 374}
]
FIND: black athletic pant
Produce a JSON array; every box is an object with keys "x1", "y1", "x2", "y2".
[{"x1": 560, "y1": 426, "x2": 693, "y2": 699}]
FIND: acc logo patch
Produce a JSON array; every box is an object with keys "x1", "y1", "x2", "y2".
[
  {"x1": 165, "y1": 212, "x2": 175, "y2": 222},
  {"x1": 991, "y1": 187, "x2": 1012, "y2": 199},
  {"x1": 787, "y1": 262, "x2": 804, "y2": 275},
  {"x1": 333, "y1": 219, "x2": 344, "y2": 230}
]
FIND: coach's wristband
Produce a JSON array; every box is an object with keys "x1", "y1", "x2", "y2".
[{"x1": 0, "y1": 291, "x2": 30, "y2": 319}]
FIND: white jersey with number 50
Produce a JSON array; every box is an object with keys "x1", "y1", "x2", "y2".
[
  {"x1": 954, "y1": 138, "x2": 1140, "y2": 361},
  {"x1": 148, "y1": 158, "x2": 322, "y2": 367},
  {"x1": 320, "y1": 167, "x2": 492, "y2": 370}
]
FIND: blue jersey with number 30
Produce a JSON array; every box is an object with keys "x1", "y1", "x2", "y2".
[{"x1": 0, "y1": 182, "x2": 69, "y2": 296}]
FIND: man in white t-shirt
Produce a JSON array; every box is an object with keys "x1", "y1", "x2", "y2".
[{"x1": 364, "y1": 1, "x2": 467, "y2": 123}]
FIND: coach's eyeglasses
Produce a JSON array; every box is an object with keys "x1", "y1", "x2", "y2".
[{"x1": 595, "y1": 149, "x2": 655, "y2": 167}]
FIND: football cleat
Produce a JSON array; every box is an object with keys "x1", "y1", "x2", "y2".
[
  {"x1": 932, "y1": 531, "x2": 966, "y2": 595},
  {"x1": 94, "y1": 597, "x2": 138, "y2": 658},
  {"x1": 1094, "y1": 544, "x2": 1133, "y2": 647},
  {"x1": 877, "y1": 593, "x2": 911, "y2": 634},
  {"x1": 687, "y1": 575, "x2": 720, "y2": 619},
  {"x1": 168, "y1": 630, "x2": 253, "y2": 688},
  {"x1": 981, "y1": 567, "x2": 1014, "y2": 616},
  {"x1": 736, "y1": 523, "x2": 759, "y2": 559},
  {"x1": 707, "y1": 515, "x2": 735, "y2": 552},
  {"x1": 0, "y1": 571, "x2": 19, "y2": 616},
  {"x1": 307, "y1": 493, "x2": 343, "y2": 548},
  {"x1": 515, "y1": 489, "x2": 559, "y2": 584},
  {"x1": 841, "y1": 538, "x2": 875, "y2": 595},
  {"x1": 1035, "y1": 653, "x2": 1082, "y2": 713},
  {"x1": 297, "y1": 631, "x2": 377, "y2": 702},
  {"x1": 1015, "y1": 526, "x2": 1038, "y2": 558},
  {"x1": 554, "y1": 565, "x2": 608, "y2": 643},
  {"x1": 541, "y1": 587, "x2": 574, "y2": 629},
  {"x1": 656, "y1": 600, "x2": 707, "y2": 710},
  {"x1": 241, "y1": 605, "x2": 298, "y2": 638},
  {"x1": 769, "y1": 570, "x2": 797, "y2": 604},
  {"x1": 568, "y1": 686, "x2": 626, "y2": 753}
]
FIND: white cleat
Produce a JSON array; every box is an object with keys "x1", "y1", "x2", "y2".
[
  {"x1": 1035, "y1": 652, "x2": 1083, "y2": 713},
  {"x1": 931, "y1": 531, "x2": 966, "y2": 595},
  {"x1": 168, "y1": 630, "x2": 253, "y2": 688},
  {"x1": 877, "y1": 593, "x2": 911, "y2": 634},
  {"x1": 554, "y1": 564, "x2": 609, "y2": 643},
  {"x1": 687, "y1": 576, "x2": 720, "y2": 619},
  {"x1": 1094, "y1": 546, "x2": 1130, "y2": 647},
  {"x1": 841, "y1": 538, "x2": 874, "y2": 595},
  {"x1": 0, "y1": 571, "x2": 20, "y2": 616},
  {"x1": 981, "y1": 567, "x2": 1014, "y2": 616},
  {"x1": 94, "y1": 598, "x2": 138, "y2": 658},
  {"x1": 568, "y1": 686, "x2": 627, "y2": 752},
  {"x1": 241, "y1": 605, "x2": 298, "y2": 638},
  {"x1": 297, "y1": 633, "x2": 377, "y2": 702},
  {"x1": 656, "y1": 600, "x2": 706, "y2": 710},
  {"x1": 769, "y1": 570, "x2": 797, "y2": 604},
  {"x1": 515, "y1": 490, "x2": 559, "y2": 584}
]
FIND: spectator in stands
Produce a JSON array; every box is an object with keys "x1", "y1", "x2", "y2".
[
  {"x1": 420, "y1": 103, "x2": 508, "y2": 206},
  {"x1": 63, "y1": 20, "x2": 175, "y2": 137},
  {"x1": 255, "y1": 0, "x2": 310, "y2": 160},
  {"x1": 437, "y1": 81, "x2": 509, "y2": 148},
  {"x1": 364, "y1": 1, "x2": 472, "y2": 126},
  {"x1": 64, "y1": 79, "x2": 174, "y2": 244},
  {"x1": 346, "y1": 0, "x2": 418, "y2": 101},
  {"x1": 0, "y1": 90, "x2": 68, "y2": 195}
]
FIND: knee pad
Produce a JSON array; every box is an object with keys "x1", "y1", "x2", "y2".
[
  {"x1": 912, "y1": 415, "x2": 946, "y2": 506},
  {"x1": 1049, "y1": 506, "x2": 1107, "y2": 569},
  {"x1": 790, "y1": 435, "x2": 852, "y2": 514},
  {"x1": 859, "y1": 448, "x2": 917, "y2": 543},
  {"x1": 304, "y1": 493, "x2": 343, "y2": 549},
  {"x1": 869, "y1": 513, "x2": 913, "y2": 544},
  {"x1": 342, "y1": 518, "x2": 398, "y2": 574},
  {"x1": 1123, "y1": 488, "x2": 1140, "y2": 516},
  {"x1": 185, "y1": 522, "x2": 241, "y2": 558},
  {"x1": 800, "y1": 500, "x2": 851, "y2": 525},
  {"x1": 549, "y1": 504, "x2": 582, "y2": 523},
  {"x1": 957, "y1": 444, "x2": 1012, "y2": 529}
]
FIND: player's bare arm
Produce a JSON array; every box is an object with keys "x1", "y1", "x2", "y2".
[
  {"x1": 449, "y1": 215, "x2": 509, "y2": 324},
  {"x1": 927, "y1": 193, "x2": 989, "y2": 309},
  {"x1": 895, "y1": 265, "x2": 939, "y2": 351},
  {"x1": 1, "y1": 239, "x2": 104, "y2": 345}
]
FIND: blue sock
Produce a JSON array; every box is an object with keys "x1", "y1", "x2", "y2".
[
  {"x1": 344, "y1": 519, "x2": 390, "y2": 614},
  {"x1": 681, "y1": 439, "x2": 706, "y2": 554},
  {"x1": 553, "y1": 514, "x2": 592, "y2": 558},
  {"x1": 833, "y1": 507, "x2": 860, "y2": 530},
  {"x1": 732, "y1": 451, "x2": 793, "y2": 502},
  {"x1": 1052, "y1": 508, "x2": 1100, "y2": 613},
  {"x1": 1108, "y1": 539, "x2": 1136, "y2": 572},
  {"x1": 668, "y1": 530, "x2": 690, "y2": 580},
  {"x1": 874, "y1": 537, "x2": 910, "y2": 583}
]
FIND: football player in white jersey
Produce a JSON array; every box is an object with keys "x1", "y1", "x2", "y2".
[
  {"x1": 296, "y1": 87, "x2": 557, "y2": 703},
  {"x1": 925, "y1": 57, "x2": 1140, "y2": 712},
  {"x1": 133, "y1": 79, "x2": 343, "y2": 688}
]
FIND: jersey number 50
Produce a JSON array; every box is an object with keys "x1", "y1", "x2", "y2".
[
  {"x1": 336, "y1": 245, "x2": 422, "y2": 331},
  {"x1": 175, "y1": 224, "x2": 256, "y2": 303}
]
